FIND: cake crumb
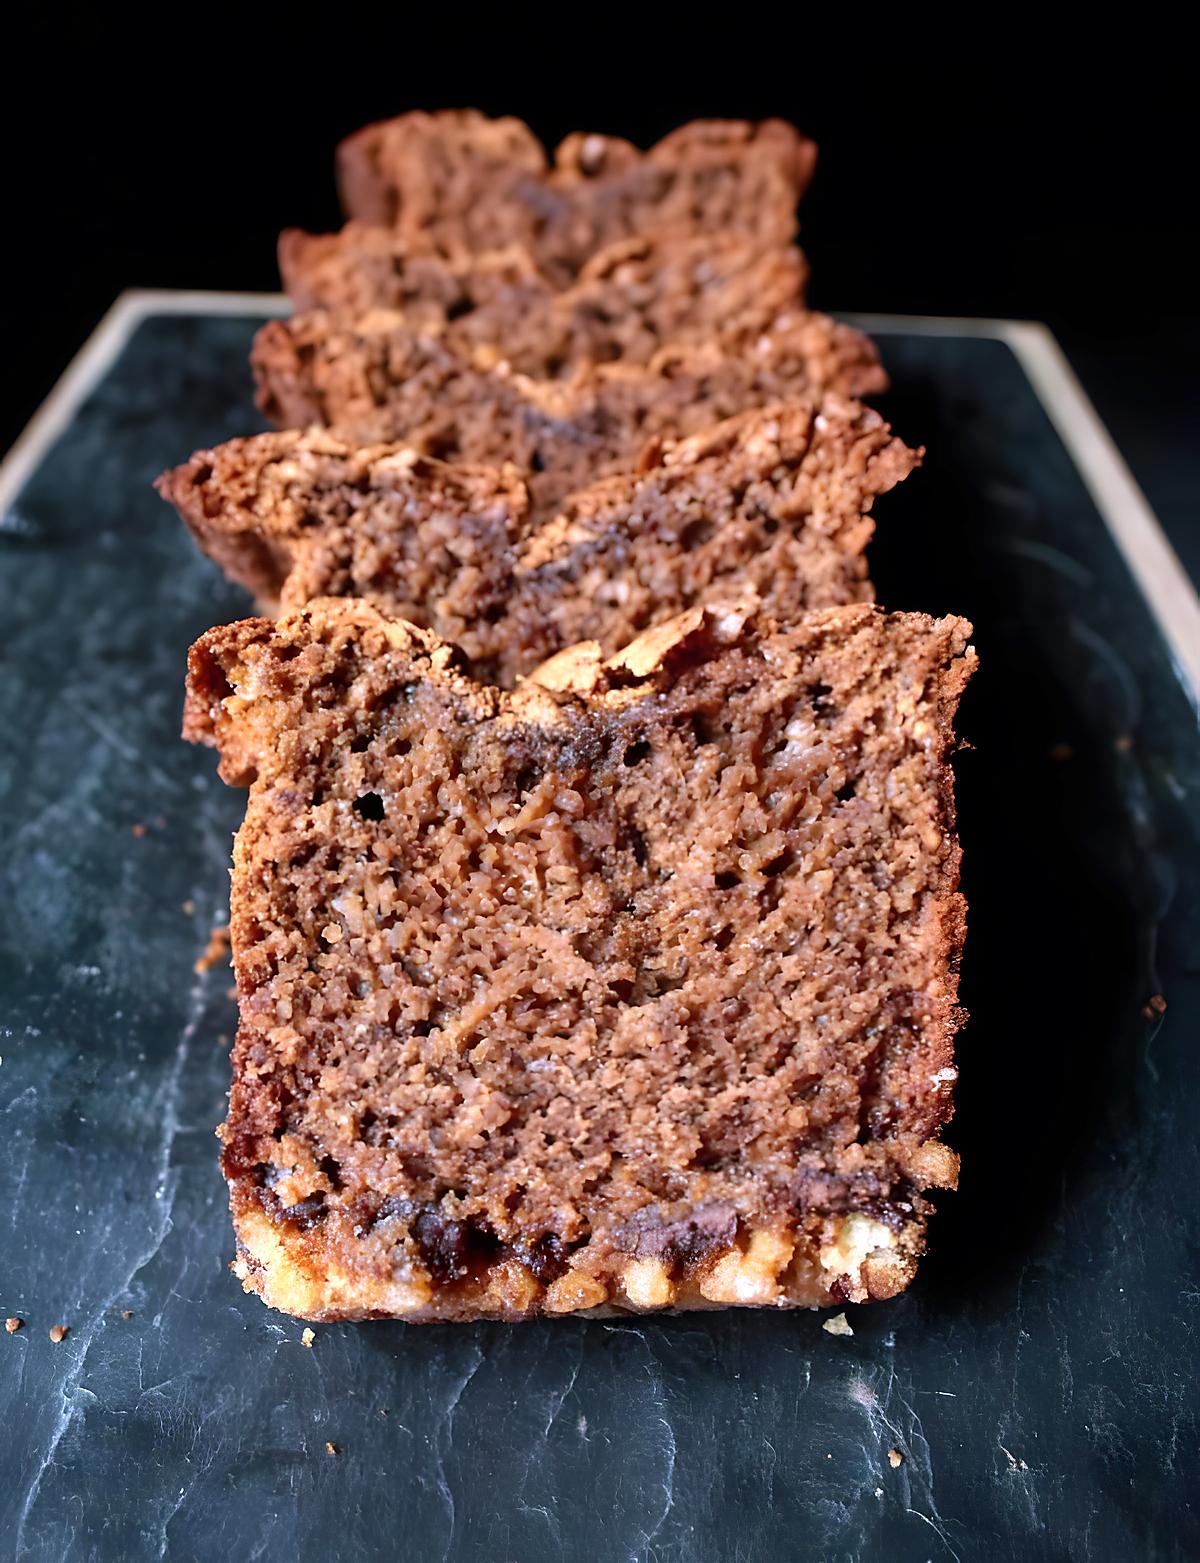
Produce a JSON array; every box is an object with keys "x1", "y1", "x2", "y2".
[
  {"x1": 120, "y1": 1310, "x2": 134, "y2": 1320},
  {"x1": 181, "y1": 899, "x2": 195, "y2": 916},
  {"x1": 5, "y1": 1317, "x2": 21, "y2": 1334},
  {"x1": 1142, "y1": 993, "x2": 1167, "y2": 1019},
  {"x1": 302, "y1": 1328, "x2": 315, "y2": 1348},
  {"x1": 189, "y1": 600, "x2": 973, "y2": 1322},
  {"x1": 49, "y1": 1324, "x2": 68, "y2": 1343},
  {"x1": 888, "y1": 1448, "x2": 904, "y2": 1468},
  {"x1": 325, "y1": 1441, "x2": 338, "y2": 1456},
  {"x1": 131, "y1": 822, "x2": 146, "y2": 838},
  {"x1": 194, "y1": 925, "x2": 232, "y2": 974}
]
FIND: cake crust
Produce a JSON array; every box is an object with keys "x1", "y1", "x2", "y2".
[{"x1": 186, "y1": 600, "x2": 974, "y2": 1322}]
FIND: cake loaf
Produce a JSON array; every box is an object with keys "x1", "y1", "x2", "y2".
[
  {"x1": 250, "y1": 308, "x2": 887, "y2": 520},
  {"x1": 158, "y1": 400, "x2": 919, "y2": 686},
  {"x1": 184, "y1": 598, "x2": 974, "y2": 1322},
  {"x1": 335, "y1": 111, "x2": 816, "y2": 282},
  {"x1": 278, "y1": 226, "x2": 809, "y2": 366}
]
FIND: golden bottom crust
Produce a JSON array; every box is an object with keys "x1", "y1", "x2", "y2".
[{"x1": 231, "y1": 1200, "x2": 933, "y2": 1324}]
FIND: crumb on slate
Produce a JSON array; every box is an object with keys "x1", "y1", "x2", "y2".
[
  {"x1": 325, "y1": 1441, "x2": 338, "y2": 1456},
  {"x1": 1142, "y1": 993, "x2": 1167, "y2": 1019},
  {"x1": 182, "y1": 899, "x2": 195, "y2": 916},
  {"x1": 131, "y1": 822, "x2": 146, "y2": 838},
  {"x1": 823, "y1": 1311, "x2": 854, "y2": 1336},
  {"x1": 302, "y1": 1328, "x2": 315, "y2": 1348},
  {"x1": 121, "y1": 1309, "x2": 134, "y2": 1320},
  {"x1": 888, "y1": 1448, "x2": 904, "y2": 1468},
  {"x1": 194, "y1": 924, "x2": 232, "y2": 974},
  {"x1": 1114, "y1": 733, "x2": 1134, "y2": 752},
  {"x1": 49, "y1": 1324, "x2": 68, "y2": 1343},
  {"x1": 5, "y1": 1317, "x2": 22, "y2": 1334}
]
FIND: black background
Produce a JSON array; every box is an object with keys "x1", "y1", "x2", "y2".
[{"x1": 3, "y1": 21, "x2": 1197, "y2": 562}]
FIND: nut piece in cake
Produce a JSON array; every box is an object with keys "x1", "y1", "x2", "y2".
[
  {"x1": 158, "y1": 399, "x2": 919, "y2": 686},
  {"x1": 185, "y1": 598, "x2": 974, "y2": 1322}
]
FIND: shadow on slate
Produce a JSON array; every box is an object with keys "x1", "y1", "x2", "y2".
[{"x1": 0, "y1": 314, "x2": 1197, "y2": 1563}]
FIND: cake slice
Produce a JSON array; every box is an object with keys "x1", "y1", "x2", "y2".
[
  {"x1": 157, "y1": 400, "x2": 919, "y2": 685},
  {"x1": 335, "y1": 111, "x2": 816, "y2": 281},
  {"x1": 249, "y1": 307, "x2": 888, "y2": 519},
  {"x1": 185, "y1": 598, "x2": 974, "y2": 1322},
  {"x1": 278, "y1": 226, "x2": 809, "y2": 367}
]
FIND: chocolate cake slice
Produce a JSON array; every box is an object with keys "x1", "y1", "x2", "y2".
[
  {"x1": 184, "y1": 598, "x2": 974, "y2": 1322},
  {"x1": 335, "y1": 111, "x2": 816, "y2": 282},
  {"x1": 278, "y1": 226, "x2": 809, "y2": 367},
  {"x1": 158, "y1": 400, "x2": 919, "y2": 685},
  {"x1": 249, "y1": 307, "x2": 887, "y2": 520}
]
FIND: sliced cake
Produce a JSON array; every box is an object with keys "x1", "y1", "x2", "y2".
[
  {"x1": 250, "y1": 308, "x2": 888, "y2": 520},
  {"x1": 335, "y1": 111, "x2": 816, "y2": 281},
  {"x1": 184, "y1": 598, "x2": 974, "y2": 1322},
  {"x1": 278, "y1": 226, "x2": 809, "y2": 367},
  {"x1": 158, "y1": 400, "x2": 919, "y2": 685}
]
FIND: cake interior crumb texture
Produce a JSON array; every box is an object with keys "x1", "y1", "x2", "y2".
[
  {"x1": 185, "y1": 599, "x2": 975, "y2": 1322},
  {"x1": 158, "y1": 400, "x2": 920, "y2": 688}
]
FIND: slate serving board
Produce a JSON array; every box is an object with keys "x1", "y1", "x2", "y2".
[{"x1": 1, "y1": 307, "x2": 1197, "y2": 1562}]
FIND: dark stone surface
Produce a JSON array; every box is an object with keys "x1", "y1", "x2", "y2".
[{"x1": 0, "y1": 315, "x2": 1196, "y2": 1562}]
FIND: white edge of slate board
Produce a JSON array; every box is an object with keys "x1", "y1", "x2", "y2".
[{"x1": 1, "y1": 288, "x2": 1197, "y2": 711}]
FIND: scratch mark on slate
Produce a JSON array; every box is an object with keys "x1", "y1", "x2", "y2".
[
  {"x1": 12, "y1": 969, "x2": 205, "y2": 1557},
  {"x1": 434, "y1": 1347, "x2": 484, "y2": 1563}
]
